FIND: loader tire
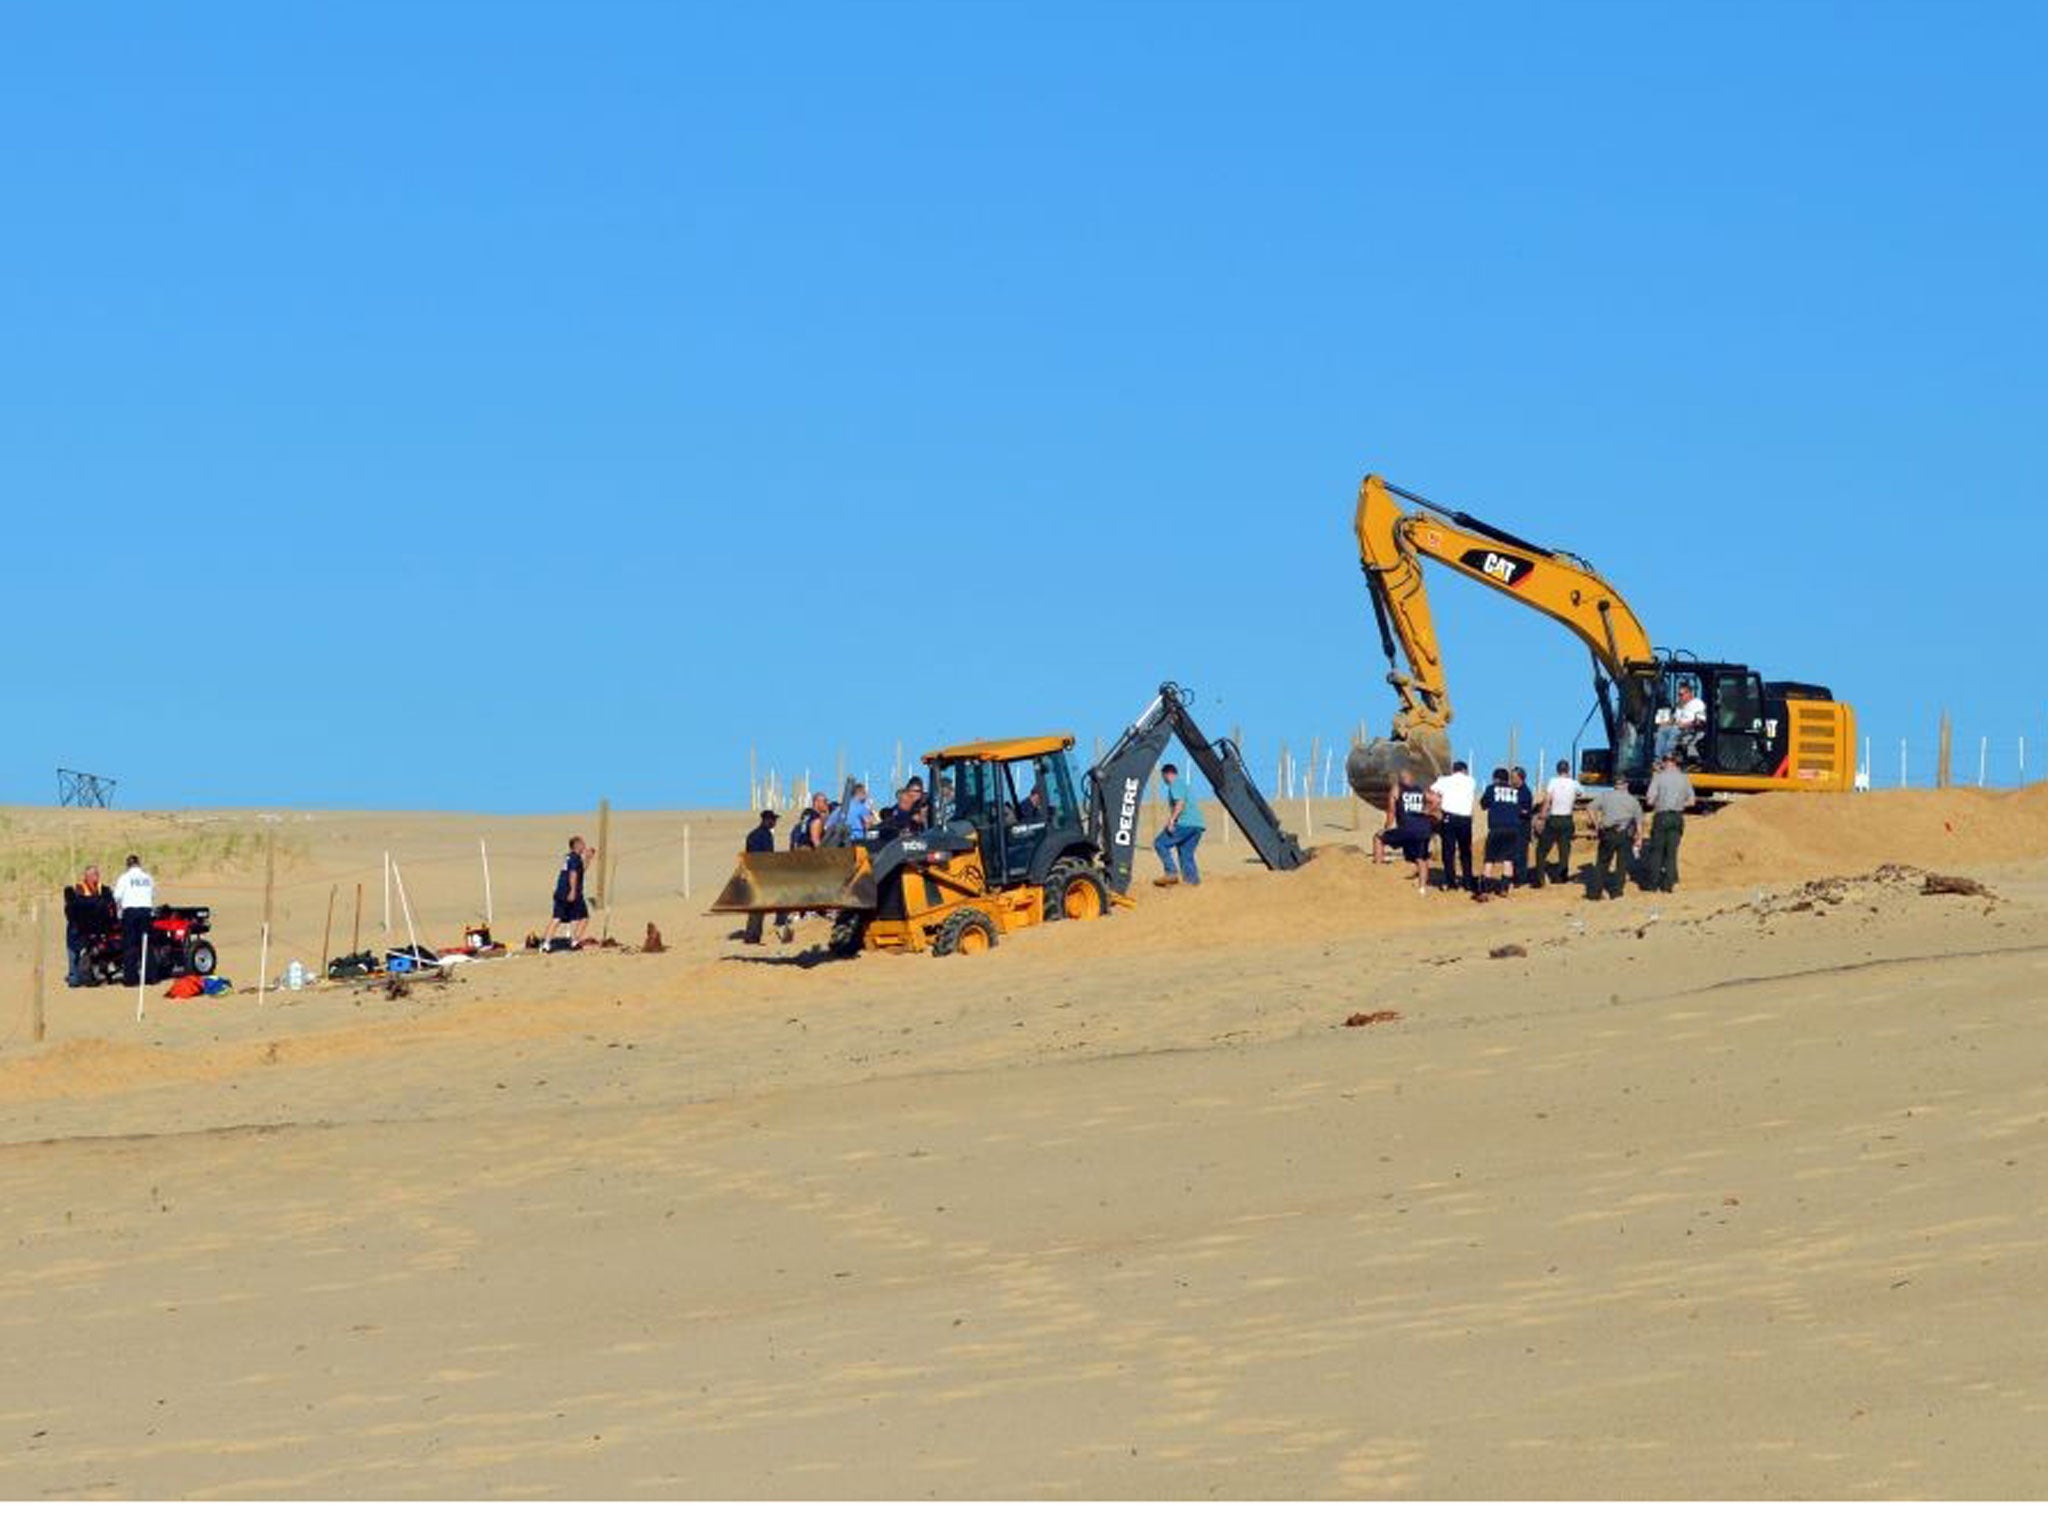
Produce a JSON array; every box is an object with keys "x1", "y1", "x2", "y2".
[
  {"x1": 932, "y1": 908, "x2": 997, "y2": 957},
  {"x1": 828, "y1": 915, "x2": 869, "y2": 958},
  {"x1": 1044, "y1": 864, "x2": 1108, "y2": 922}
]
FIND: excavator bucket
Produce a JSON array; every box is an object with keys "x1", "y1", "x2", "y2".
[
  {"x1": 709, "y1": 847, "x2": 878, "y2": 915},
  {"x1": 1345, "y1": 729, "x2": 1454, "y2": 803}
]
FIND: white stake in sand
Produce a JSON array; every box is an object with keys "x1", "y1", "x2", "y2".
[
  {"x1": 391, "y1": 860, "x2": 423, "y2": 961},
  {"x1": 136, "y1": 932, "x2": 149, "y2": 1022},
  {"x1": 480, "y1": 838, "x2": 494, "y2": 925},
  {"x1": 257, "y1": 921, "x2": 270, "y2": 1007}
]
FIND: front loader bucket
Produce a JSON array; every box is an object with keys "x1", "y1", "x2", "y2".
[
  {"x1": 1346, "y1": 729, "x2": 1453, "y2": 803},
  {"x1": 710, "y1": 847, "x2": 878, "y2": 915}
]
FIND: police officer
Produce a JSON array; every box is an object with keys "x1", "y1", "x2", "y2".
[
  {"x1": 1588, "y1": 782, "x2": 1644, "y2": 900},
  {"x1": 1641, "y1": 751, "x2": 1697, "y2": 892},
  {"x1": 112, "y1": 853, "x2": 156, "y2": 986}
]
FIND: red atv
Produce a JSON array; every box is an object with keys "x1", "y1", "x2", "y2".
[{"x1": 81, "y1": 906, "x2": 219, "y2": 986}]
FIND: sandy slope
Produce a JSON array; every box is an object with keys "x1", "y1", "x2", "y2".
[{"x1": 1, "y1": 790, "x2": 2046, "y2": 1497}]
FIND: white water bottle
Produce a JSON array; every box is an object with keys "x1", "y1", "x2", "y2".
[{"x1": 285, "y1": 960, "x2": 306, "y2": 991}]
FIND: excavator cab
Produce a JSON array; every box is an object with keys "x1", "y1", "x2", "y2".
[{"x1": 1583, "y1": 654, "x2": 1848, "y2": 791}]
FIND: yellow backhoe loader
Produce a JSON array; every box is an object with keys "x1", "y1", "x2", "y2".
[
  {"x1": 1344, "y1": 474, "x2": 1856, "y2": 801},
  {"x1": 713, "y1": 686, "x2": 1307, "y2": 957}
]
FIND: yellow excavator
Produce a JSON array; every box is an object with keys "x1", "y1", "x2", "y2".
[{"x1": 1344, "y1": 473, "x2": 1856, "y2": 802}]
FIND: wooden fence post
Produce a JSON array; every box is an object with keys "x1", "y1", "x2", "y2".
[
  {"x1": 1937, "y1": 713, "x2": 1953, "y2": 789},
  {"x1": 33, "y1": 899, "x2": 48, "y2": 1044}
]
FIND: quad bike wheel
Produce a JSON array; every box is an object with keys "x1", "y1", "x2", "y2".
[{"x1": 189, "y1": 940, "x2": 218, "y2": 976}]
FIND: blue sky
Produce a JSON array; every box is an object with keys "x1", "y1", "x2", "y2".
[{"x1": 4, "y1": 1, "x2": 2042, "y2": 809}]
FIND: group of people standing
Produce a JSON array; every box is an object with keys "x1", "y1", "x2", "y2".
[
  {"x1": 62, "y1": 854, "x2": 160, "y2": 986},
  {"x1": 1377, "y1": 752, "x2": 1696, "y2": 900}
]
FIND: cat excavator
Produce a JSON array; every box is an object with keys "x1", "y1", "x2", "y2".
[{"x1": 1344, "y1": 473, "x2": 1856, "y2": 802}]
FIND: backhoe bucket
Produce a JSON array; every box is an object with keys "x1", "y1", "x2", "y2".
[
  {"x1": 710, "y1": 847, "x2": 878, "y2": 915},
  {"x1": 1346, "y1": 729, "x2": 1453, "y2": 803}
]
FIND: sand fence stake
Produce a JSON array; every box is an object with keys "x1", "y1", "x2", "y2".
[
  {"x1": 32, "y1": 899, "x2": 47, "y2": 1044},
  {"x1": 595, "y1": 798, "x2": 612, "y2": 907},
  {"x1": 262, "y1": 829, "x2": 276, "y2": 935},
  {"x1": 257, "y1": 922, "x2": 270, "y2": 1007},
  {"x1": 480, "y1": 838, "x2": 494, "y2": 925},
  {"x1": 351, "y1": 882, "x2": 363, "y2": 955},
  {"x1": 1979, "y1": 736, "x2": 1988, "y2": 788},
  {"x1": 136, "y1": 932, "x2": 149, "y2": 1022},
  {"x1": 320, "y1": 884, "x2": 337, "y2": 979},
  {"x1": 1937, "y1": 712, "x2": 1953, "y2": 788}
]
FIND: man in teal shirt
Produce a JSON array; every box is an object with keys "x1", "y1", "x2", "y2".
[{"x1": 1153, "y1": 763, "x2": 1206, "y2": 886}]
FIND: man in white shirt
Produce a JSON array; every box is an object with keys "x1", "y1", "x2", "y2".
[
  {"x1": 1532, "y1": 759, "x2": 1581, "y2": 887},
  {"x1": 1655, "y1": 683, "x2": 1708, "y2": 764},
  {"x1": 1428, "y1": 760, "x2": 1477, "y2": 893},
  {"x1": 112, "y1": 853, "x2": 157, "y2": 986}
]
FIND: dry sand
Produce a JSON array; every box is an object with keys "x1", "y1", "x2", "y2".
[{"x1": 3, "y1": 788, "x2": 2047, "y2": 1498}]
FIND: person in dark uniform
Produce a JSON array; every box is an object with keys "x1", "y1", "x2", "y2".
[
  {"x1": 63, "y1": 864, "x2": 116, "y2": 986},
  {"x1": 540, "y1": 835, "x2": 596, "y2": 950},
  {"x1": 1478, "y1": 768, "x2": 1522, "y2": 900},
  {"x1": 741, "y1": 810, "x2": 782, "y2": 944},
  {"x1": 1510, "y1": 767, "x2": 1535, "y2": 887},
  {"x1": 1378, "y1": 769, "x2": 1436, "y2": 894}
]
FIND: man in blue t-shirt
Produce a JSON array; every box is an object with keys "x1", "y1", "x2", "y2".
[
  {"x1": 1152, "y1": 763, "x2": 1206, "y2": 887},
  {"x1": 540, "y1": 835, "x2": 596, "y2": 950}
]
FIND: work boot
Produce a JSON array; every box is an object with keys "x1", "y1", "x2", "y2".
[{"x1": 1153, "y1": 875, "x2": 1180, "y2": 888}]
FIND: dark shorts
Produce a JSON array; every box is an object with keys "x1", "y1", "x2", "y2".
[
  {"x1": 1483, "y1": 827, "x2": 1519, "y2": 862},
  {"x1": 553, "y1": 896, "x2": 589, "y2": 922}
]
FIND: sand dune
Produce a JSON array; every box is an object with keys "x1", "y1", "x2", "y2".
[{"x1": 2, "y1": 789, "x2": 2046, "y2": 1497}]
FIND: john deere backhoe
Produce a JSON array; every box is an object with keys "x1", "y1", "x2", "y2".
[
  {"x1": 1344, "y1": 473, "x2": 1856, "y2": 801},
  {"x1": 712, "y1": 685, "x2": 1306, "y2": 957}
]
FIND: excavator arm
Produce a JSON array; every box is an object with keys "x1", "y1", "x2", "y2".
[
  {"x1": 1086, "y1": 683, "x2": 1307, "y2": 894},
  {"x1": 1347, "y1": 473, "x2": 1657, "y2": 798}
]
